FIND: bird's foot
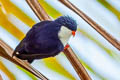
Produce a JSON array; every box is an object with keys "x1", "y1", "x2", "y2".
[{"x1": 64, "y1": 44, "x2": 70, "y2": 50}]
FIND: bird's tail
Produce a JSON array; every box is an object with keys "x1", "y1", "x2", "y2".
[{"x1": 27, "y1": 59, "x2": 34, "y2": 63}]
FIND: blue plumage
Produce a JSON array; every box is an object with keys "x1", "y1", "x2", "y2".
[
  {"x1": 13, "y1": 16, "x2": 77, "y2": 63},
  {"x1": 55, "y1": 16, "x2": 77, "y2": 31}
]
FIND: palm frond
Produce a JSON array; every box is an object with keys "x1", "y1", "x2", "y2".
[{"x1": 0, "y1": 40, "x2": 48, "y2": 80}]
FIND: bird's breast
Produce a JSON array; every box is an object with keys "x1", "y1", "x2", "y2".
[{"x1": 58, "y1": 26, "x2": 72, "y2": 46}]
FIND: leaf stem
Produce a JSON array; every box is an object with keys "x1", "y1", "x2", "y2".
[
  {"x1": 59, "y1": 0, "x2": 120, "y2": 51},
  {"x1": 0, "y1": 40, "x2": 48, "y2": 80}
]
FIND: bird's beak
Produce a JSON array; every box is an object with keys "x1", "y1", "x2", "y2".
[{"x1": 72, "y1": 31, "x2": 76, "y2": 37}]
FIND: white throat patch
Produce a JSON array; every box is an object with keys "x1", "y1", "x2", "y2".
[{"x1": 58, "y1": 26, "x2": 72, "y2": 46}]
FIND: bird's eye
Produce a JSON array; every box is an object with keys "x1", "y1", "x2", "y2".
[{"x1": 72, "y1": 31, "x2": 76, "y2": 37}]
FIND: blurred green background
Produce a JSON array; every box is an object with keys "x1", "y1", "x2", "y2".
[{"x1": 0, "y1": 0, "x2": 120, "y2": 80}]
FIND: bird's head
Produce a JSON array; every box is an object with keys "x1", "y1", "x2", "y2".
[
  {"x1": 55, "y1": 16, "x2": 77, "y2": 46},
  {"x1": 55, "y1": 16, "x2": 77, "y2": 36}
]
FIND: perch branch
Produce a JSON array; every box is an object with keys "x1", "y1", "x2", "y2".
[
  {"x1": 0, "y1": 74, "x2": 3, "y2": 80},
  {"x1": 64, "y1": 45, "x2": 91, "y2": 80},
  {"x1": 59, "y1": 0, "x2": 120, "y2": 50},
  {"x1": 25, "y1": 0, "x2": 91, "y2": 80},
  {"x1": 0, "y1": 40, "x2": 48, "y2": 80},
  {"x1": 26, "y1": 0, "x2": 51, "y2": 21}
]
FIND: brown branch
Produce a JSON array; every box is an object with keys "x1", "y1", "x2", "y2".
[
  {"x1": 25, "y1": 0, "x2": 91, "y2": 80},
  {"x1": 59, "y1": 0, "x2": 120, "y2": 51},
  {"x1": 0, "y1": 74, "x2": 3, "y2": 80},
  {"x1": 26, "y1": 0, "x2": 51, "y2": 21},
  {"x1": 0, "y1": 40, "x2": 48, "y2": 80},
  {"x1": 64, "y1": 45, "x2": 91, "y2": 80}
]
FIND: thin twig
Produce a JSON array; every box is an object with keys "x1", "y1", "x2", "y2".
[
  {"x1": 64, "y1": 45, "x2": 91, "y2": 80},
  {"x1": 26, "y1": 0, "x2": 51, "y2": 21},
  {"x1": 25, "y1": 0, "x2": 91, "y2": 80},
  {"x1": 0, "y1": 40, "x2": 48, "y2": 80},
  {"x1": 59, "y1": 0, "x2": 120, "y2": 51},
  {"x1": 0, "y1": 74, "x2": 3, "y2": 80}
]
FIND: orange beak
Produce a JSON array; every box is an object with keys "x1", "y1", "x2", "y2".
[{"x1": 72, "y1": 31, "x2": 76, "y2": 37}]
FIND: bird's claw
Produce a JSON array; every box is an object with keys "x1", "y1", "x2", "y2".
[{"x1": 64, "y1": 44, "x2": 70, "y2": 50}]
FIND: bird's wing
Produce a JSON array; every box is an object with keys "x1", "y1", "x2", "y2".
[
  {"x1": 12, "y1": 21, "x2": 52, "y2": 57},
  {"x1": 16, "y1": 41, "x2": 64, "y2": 60},
  {"x1": 25, "y1": 21, "x2": 52, "y2": 41}
]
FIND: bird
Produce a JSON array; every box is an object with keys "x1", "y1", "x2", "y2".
[{"x1": 12, "y1": 16, "x2": 77, "y2": 63}]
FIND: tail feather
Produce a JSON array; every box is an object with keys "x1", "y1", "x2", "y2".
[{"x1": 27, "y1": 59, "x2": 34, "y2": 63}]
